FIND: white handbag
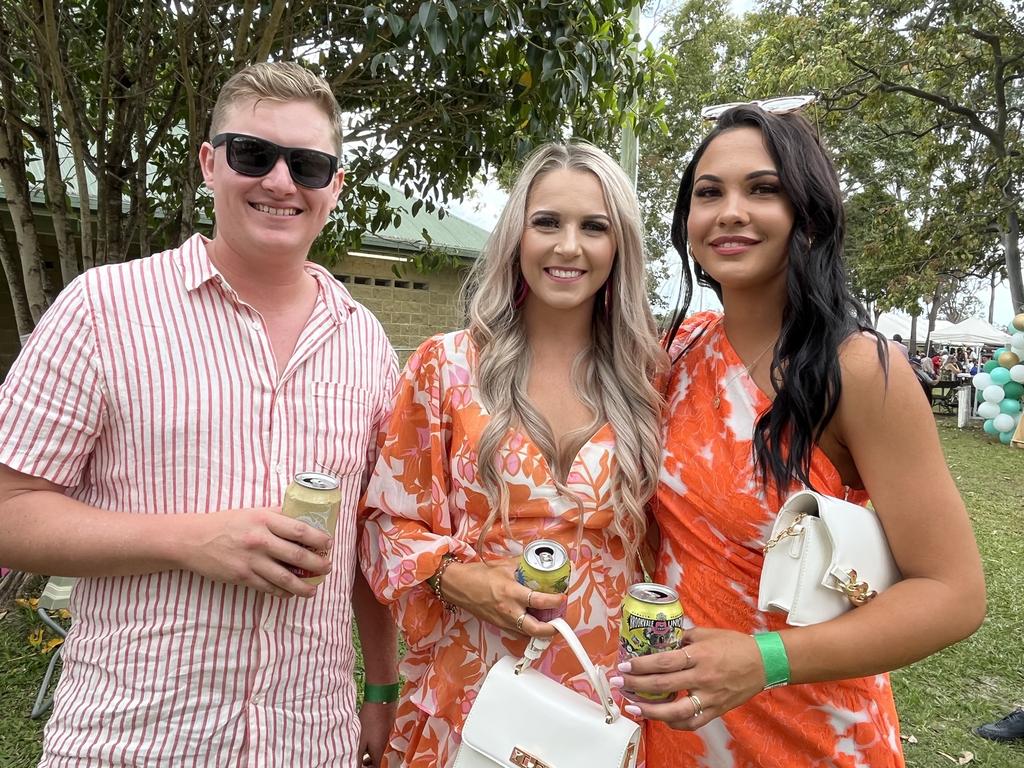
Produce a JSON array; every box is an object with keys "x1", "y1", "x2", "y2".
[
  {"x1": 453, "y1": 617, "x2": 640, "y2": 768},
  {"x1": 758, "y1": 489, "x2": 901, "y2": 627}
]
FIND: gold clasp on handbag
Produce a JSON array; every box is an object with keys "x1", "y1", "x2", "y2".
[
  {"x1": 510, "y1": 747, "x2": 551, "y2": 768},
  {"x1": 763, "y1": 513, "x2": 806, "y2": 553},
  {"x1": 833, "y1": 569, "x2": 877, "y2": 606}
]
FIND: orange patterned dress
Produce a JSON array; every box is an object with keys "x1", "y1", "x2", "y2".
[
  {"x1": 647, "y1": 312, "x2": 904, "y2": 768},
  {"x1": 360, "y1": 331, "x2": 642, "y2": 768}
]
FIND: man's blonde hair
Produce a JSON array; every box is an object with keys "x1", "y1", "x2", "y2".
[{"x1": 211, "y1": 62, "x2": 343, "y2": 154}]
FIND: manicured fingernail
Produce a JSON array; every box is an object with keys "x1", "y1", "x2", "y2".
[
  {"x1": 609, "y1": 676, "x2": 624, "y2": 688},
  {"x1": 624, "y1": 705, "x2": 642, "y2": 717},
  {"x1": 617, "y1": 661, "x2": 632, "y2": 673}
]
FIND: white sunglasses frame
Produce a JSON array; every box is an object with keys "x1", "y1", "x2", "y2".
[{"x1": 700, "y1": 94, "x2": 818, "y2": 121}]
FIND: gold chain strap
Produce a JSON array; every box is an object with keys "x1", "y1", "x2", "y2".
[{"x1": 763, "y1": 512, "x2": 806, "y2": 553}]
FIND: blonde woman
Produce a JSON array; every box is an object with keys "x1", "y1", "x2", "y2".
[{"x1": 360, "y1": 142, "x2": 665, "y2": 767}]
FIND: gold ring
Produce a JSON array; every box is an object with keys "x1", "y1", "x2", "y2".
[
  {"x1": 515, "y1": 612, "x2": 527, "y2": 631},
  {"x1": 688, "y1": 693, "x2": 704, "y2": 718},
  {"x1": 683, "y1": 648, "x2": 693, "y2": 668},
  {"x1": 526, "y1": 590, "x2": 535, "y2": 609}
]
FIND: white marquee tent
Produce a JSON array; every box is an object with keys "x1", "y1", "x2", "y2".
[
  {"x1": 928, "y1": 318, "x2": 1012, "y2": 347},
  {"x1": 874, "y1": 312, "x2": 952, "y2": 341}
]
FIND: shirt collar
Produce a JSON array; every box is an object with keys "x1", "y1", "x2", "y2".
[{"x1": 176, "y1": 234, "x2": 356, "y2": 325}]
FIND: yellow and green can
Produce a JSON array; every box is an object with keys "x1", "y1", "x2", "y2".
[
  {"x1": 281, "y1": 471, "x2": 341, "y2": 585},
  {"x1": 619, "y1": 582, "x2": 686, "y2": 701},
  {"x1": 515, "y1": 539, "x2": 571, "y2": 622}
]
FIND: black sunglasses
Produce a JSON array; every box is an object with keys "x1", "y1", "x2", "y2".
[{"x1": 211, "y1": 133, "x2": 339, "y2": 189}]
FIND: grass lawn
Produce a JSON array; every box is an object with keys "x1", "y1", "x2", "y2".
[{"x1": 1, "y1": 418, "x2": 1021, "y2": 766}]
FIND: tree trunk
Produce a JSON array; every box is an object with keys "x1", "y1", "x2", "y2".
[
  {"x1": 988, "y1": 270, "x2": 997, "y2": 324},
  {"x1": 1003, "y1": 207, "x2": 1023, "y2": 313},
  {"x1": 0, "y1": 230, "x2": 34, "y2": 338},
  {"x1": 909, "y1": 313, "x2": 918, "y2": 352},
  {"x1": 926, "y1": 288, "x2": 942, "y2": 353},
  {"x1": 0, "y1": 125, "x2": 49, "y2": 323},
  {"x1": 39, "y1": 89, "x2": 80, "y2": 287},
  {"x1": 42, "y1": 0, "x2": 96, "y2": 270}
]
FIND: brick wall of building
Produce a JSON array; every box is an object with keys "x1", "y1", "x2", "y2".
[
  {"x1": 0, "y1": 267, "x2": 22, "y2": 377},
  {"x1": 331, "y1": 253, "x2": 469, "y2": 360}
]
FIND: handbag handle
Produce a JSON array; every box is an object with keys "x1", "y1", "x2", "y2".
[{"x1": 516, "y1": 617, "x2": 623, "y2": 724}]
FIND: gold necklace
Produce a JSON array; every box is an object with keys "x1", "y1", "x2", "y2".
[{"x1": 713, "y1": 337, "x2": 777, "y2": 409}]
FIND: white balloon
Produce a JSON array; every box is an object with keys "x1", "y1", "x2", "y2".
[
  {"x1": 973, "y1": 372, "x2": 992, "y2": 389},
  {"x1": 1013, "y1": 331, "x2": 1024, "y2": 349},
  {"x1": 994, "y1": 413, "x2": 1016, "y2": 433},
  {"x1": 977, "y1": 401, "x2": 1001, "y2": 420},
  {"x1": 1011, "y1": 365, "x2": 1024, "y2": 384},
  {"x1": 983, "y1": 384, "x2": 1006, "y2": 403}
]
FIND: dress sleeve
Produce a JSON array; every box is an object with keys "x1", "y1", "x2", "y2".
[
  {"x1": 359, "y1": 334, "x2": 478, "y2": 646},
  {"x1": 0, "y1": 276, "x2": 107, "y2": 487}
]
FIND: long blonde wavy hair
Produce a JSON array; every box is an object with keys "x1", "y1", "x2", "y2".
[{"x1": 464, "y1": 141, "x2": 666, "y2": 560}]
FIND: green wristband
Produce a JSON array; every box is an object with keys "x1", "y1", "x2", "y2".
[
  {"x1": 363, "y1": 682, "x2": 401, "y2": 704},
  {"x1": 753, "y1": 631, "x2": 790, "y2": 689}
]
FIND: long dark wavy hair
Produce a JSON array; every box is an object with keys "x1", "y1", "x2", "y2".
[{"x1": 664, "y1": 106, "x2": 887, "y2": 494}]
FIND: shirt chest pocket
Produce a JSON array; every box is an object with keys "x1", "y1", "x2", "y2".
[{"x1": 309, "y1": 382, "x2": 376, "y2": 479}]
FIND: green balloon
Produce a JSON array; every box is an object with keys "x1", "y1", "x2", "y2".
[
  {"x1": 1004, "y1": 382, "x2": 1024, "y2": 399},
  {"x1": 984, "y1": 418, "x2": 1000, "y2": 435},
  {"x1": 991, "y1": 367, "x2": 1012, "y2": 385},
  {"x1": 984, "y1": 360, "x2": 1000, "y2": 372},
  {"x1": 999, "y1": 398, "x2": 1022, "y2": 415},
  {"x1": 993, "y1": 347, "x2": 1008, "y2": 358},
  {"x1": 976, "y1": 389, "x2": 986, "y2": 403},
  {"x1": 1000, "y1": 430, "x2": 1014, "y2": 445}
]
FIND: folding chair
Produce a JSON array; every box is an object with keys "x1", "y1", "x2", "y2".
[{"x1": 30, "y1": 575, "x2": 76, "y2": 719}]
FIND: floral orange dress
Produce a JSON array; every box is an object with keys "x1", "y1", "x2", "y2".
[
  {"x1": 360, "y1": 330, "x2": 642, "y2": 768},
  {"x1": 647, "y1": 312, "x2": 904, "y2": 768}
]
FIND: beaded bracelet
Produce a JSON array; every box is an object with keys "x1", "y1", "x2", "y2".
[
  {"x1": 363, "y1": 682, "x2": 401, "y2": 704},
  {"x1": 753, "y1": 631, "x2": 790, "y2": 689},
  {"x1": 426, "y1": 553, "x2": 460, "y2": 613}
]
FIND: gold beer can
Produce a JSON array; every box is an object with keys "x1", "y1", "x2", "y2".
[
  {"x1": 515, "y1": 539, "x2": 571, "y2": 622},
  {"x1": 619, "y1": 582, "x2": 686, "y2": 701},
  {"x1": 281, "y1": 471, "x2": 342, "y2": 585}
]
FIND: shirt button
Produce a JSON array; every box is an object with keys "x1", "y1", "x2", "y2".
[{"x1": 251, "y1": 321, "x2": 260, "y2": 330}]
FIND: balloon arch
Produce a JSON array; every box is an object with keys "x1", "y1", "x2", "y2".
[{"x1": 973, "y1": 313, "x2": 1024, "y2": 447}]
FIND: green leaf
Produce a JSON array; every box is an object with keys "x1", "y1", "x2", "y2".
[{"x1": 426, "y1": 21, "x2": 447, "y2": 55}]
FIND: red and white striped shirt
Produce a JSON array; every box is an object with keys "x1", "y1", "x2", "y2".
[{"x1": 0, "y1": 234, "x2": 398, "y2": 767}]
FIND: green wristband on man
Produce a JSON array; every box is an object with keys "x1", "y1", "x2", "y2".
[
  {"x1": 363, "y1": 682, "x2": 402, "y2": 704},
  {"x1": 753, "y1": 631, "x2": 790, "y2": 689}
]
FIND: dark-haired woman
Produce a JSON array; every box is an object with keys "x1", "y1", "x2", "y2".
[{"x1": 616, "y1": 105, "x2": 985, "y2": 767}]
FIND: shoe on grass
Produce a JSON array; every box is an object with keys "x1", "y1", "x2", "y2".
[{"x1": 975, "y1": 708, "x2": 1024, "y2": 742}]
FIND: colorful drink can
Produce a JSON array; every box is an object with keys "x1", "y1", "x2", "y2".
[
  {"x1": 280, "y1": 471, "x2": 342, "y2": 585},
  {"x1": 619, "y1": 582, "x2": 686, "y2": 701},
  {"x1": 515, "y1": 539, "x2": 571, "y2": 622}
]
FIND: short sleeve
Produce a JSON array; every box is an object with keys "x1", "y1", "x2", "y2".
[
  {"x1": 358, "y1": 334, "x2": 478, "y2": 646},
  {"x1": 0, "y1": 276, "x2": 106, "y2": 487}
]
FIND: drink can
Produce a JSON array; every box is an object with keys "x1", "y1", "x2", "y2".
[
  {"x1": 619, "y1": 582, "x2": 686, "y2": 701},
  {"x1": 280, "y1": 471, "x2": 342, "y2": 585},
  {"x1": 515, "y1": 539, "x2": 571, "y2": 622}
]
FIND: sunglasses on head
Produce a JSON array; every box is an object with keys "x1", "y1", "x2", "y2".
[
  {"x1": 211, "y1": 133, "x2": 339, "y2": 189},
  {"x1": 700, "y1": 94, "x2": 817, "y2": 121}
]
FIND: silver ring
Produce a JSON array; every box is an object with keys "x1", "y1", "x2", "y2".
[
  {"x1": 515, "y1": 612, "x2": 527, "y2": 631},
  {"x1": 688, "y1": 693, "x2": 704, "y2": 718},
  {"x1": 683, "y1": 648, "x2": 693, "y2": 669},
  {"x1": 526, "y1": 590, "x2": 535, "y2": 609}
]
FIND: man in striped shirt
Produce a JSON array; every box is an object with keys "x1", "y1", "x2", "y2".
[{"x1": 0, "y1": 63, "x2": 400, "y2": 766}]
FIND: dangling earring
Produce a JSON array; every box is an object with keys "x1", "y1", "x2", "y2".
[{"x1": 602, "y1": 275, "x2": 614, "y2": 321}]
